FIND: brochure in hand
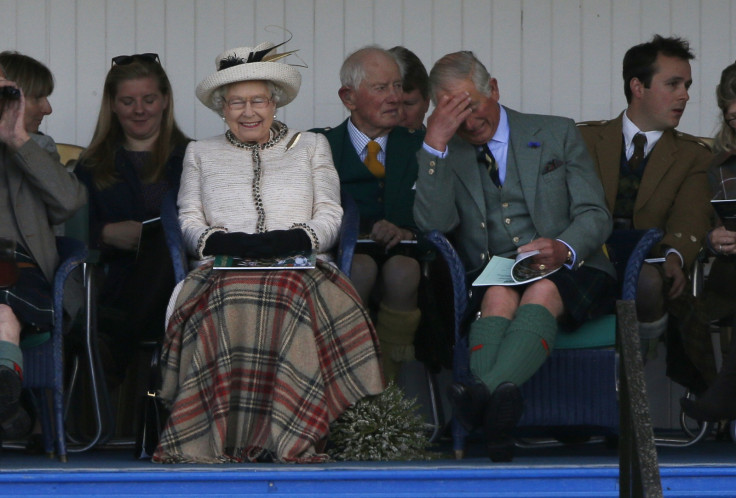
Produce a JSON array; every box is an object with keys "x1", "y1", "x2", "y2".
[
  {"x1": 213, "y1": 252, "x2": 316, "y2": 270},
  {"x1": 472, "y1": 250, "x2": 560, "y2": 286},
  {"x1": 136, "y1": 217, "x2": 162, "y2": 259},
  {"x1": 711, "y1": 199, "x2": 736, "y2": 232}
]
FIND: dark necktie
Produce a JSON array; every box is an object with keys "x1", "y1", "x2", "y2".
[
  {"x1": 479, "y1": 144, "x2": 501, "y2": 188},
  {"x1": 628, "y1": 133, "x2": 647, "y2": 172}
]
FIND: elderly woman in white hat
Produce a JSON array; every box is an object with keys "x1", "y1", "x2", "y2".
[{"x1": 154, "y1": 41, "x2": 383, "y2": 463}]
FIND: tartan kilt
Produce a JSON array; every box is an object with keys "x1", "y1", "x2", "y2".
[{"x1": 154, "y1": 261, "x2": 383, "y2": 463}]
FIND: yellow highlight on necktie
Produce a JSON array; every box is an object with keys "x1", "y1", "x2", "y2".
[{"x1": 364, "y1": 140, "x2": 385, "y2": 178}]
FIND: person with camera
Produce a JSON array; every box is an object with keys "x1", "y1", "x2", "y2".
[{"x1": 0, "y1": 61, "x2": 86, "y2": 440}]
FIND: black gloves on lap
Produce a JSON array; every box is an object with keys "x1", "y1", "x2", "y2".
[{"x1": 203, "y1": 229, "x2": 311, "y2": 258}]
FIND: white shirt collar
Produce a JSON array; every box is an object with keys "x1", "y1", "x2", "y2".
[
  {"x1": 347, "y1": 119, "x2": 389, "y2": 161},
  {"x1": 622, "y1": 110, "x2": 663, "y2": 158}
]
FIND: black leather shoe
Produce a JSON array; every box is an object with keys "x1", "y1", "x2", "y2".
[
  {"x1": 447, "y1": 381, "x2": 491, "y2": 432},
  {"x1": 0, "y1": 365, "x2": 22, "y2": 422},
  {"x1": 483, "y1": 382, "x2": 523, "y2": 462}
]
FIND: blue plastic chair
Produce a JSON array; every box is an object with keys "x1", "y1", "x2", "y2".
[
  {"x1": 425, "y1": 228, "x2": 665, "y2": 458},
  {"x1": 21, "y1": 236, "x2": 88, "y2": 462}
]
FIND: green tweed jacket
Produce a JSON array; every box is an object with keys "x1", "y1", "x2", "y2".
[{"x1": 414, "y1": 106, "x2": 614, "y2": 279}]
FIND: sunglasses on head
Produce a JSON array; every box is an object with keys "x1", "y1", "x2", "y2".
[{"x1": 111, "y1": 53, "x2": 160, "y2": 68}]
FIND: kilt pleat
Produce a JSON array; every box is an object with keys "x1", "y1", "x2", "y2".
[{"x1": 153, "y1": 261, "x2": 383, "y2": 463}]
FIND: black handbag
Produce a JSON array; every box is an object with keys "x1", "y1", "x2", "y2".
[{"x1": 134, "y1": 344, "x2": 170, "y2": 460}]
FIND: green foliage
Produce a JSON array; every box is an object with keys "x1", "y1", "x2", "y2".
[{"x1": 328, "y1": 383, "x2": 437, "y2": 461}]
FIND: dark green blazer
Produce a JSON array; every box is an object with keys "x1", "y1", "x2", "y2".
[{"x1": 312, "y1": 119, "x2": 424, "y2": 231}]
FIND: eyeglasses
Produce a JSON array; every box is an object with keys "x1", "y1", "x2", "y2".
[
  {"x1": 111, "y1": 53, "x2": 160, "y2": 68},
  {"x1": 225, "y1": 97, "x2": 272, "y2": 110}
]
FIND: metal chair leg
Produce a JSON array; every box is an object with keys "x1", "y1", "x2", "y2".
[
  {"x1": 423, "y1": 366, "x2": 444, "y2": 443},
  {"x1": 65, "y1": 262, "x2": 114, "y2": 452}
]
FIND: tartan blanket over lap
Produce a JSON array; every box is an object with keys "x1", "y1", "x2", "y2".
[{"x1": 153, "y1": 261, "x2": 383, "y2": 463}]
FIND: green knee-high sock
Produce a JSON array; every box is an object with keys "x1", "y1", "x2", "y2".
[
  {"x1": 0, "y1": 340, "x2": 23, "y2": 374},
  {"x1": 376, "y1": 303, "x2": 422, "y2": 384},
  {"x1": 469, "y1": 316, "x2": 511, "y2": 379},
  {"x1": 480, "y1": 304, "x2": 556, "y2": 393}
]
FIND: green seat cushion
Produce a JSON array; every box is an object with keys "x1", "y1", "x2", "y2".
[{"x1": 554, "y1": 314, "x2": 616, "y2": 350}]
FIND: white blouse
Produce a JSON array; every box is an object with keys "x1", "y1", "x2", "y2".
[{"x1": 177, "y1": 128, "x2": 342, "y2": 260}]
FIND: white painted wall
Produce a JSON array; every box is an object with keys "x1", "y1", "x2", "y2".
[{"x1": 2, "y1": 0, "x2": 735, "y2": 147}]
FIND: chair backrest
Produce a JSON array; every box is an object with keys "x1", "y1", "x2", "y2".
[
  {"x1": 605, "y1": 228, "x2": 664, "y2": 301},
  {"x1": 338, "y1": 191, "x2": 359, "y2": 277},
  {"x1": 56, "y1": 143, "x2": 84, "y2": 169},
  {"x1": 160, "y1": 190, "x2": 188, "y2": 284}
]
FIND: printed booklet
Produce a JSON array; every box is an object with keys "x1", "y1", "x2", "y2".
[
  {"x1": 213, "y1": 252, "x2": 316, "y2": 270},
  {"x1": 711, "y1": 199, "x2": 736, "y2": 232},
  {"x1": 472, "y1": 250, "x2": 560, "y2": 286}
]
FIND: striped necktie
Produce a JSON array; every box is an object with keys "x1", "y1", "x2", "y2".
[{"x1": 479, "y1": 144, "x2": 501, "y2": 188}]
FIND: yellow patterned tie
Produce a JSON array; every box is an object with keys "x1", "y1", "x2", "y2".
[{"x1": 364, "y1": 140, "x2": 385, "y2": 178}]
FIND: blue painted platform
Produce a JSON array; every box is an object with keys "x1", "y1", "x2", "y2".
[{"x1": 2, "y1": 436, "x2": 735, "y2": 497}]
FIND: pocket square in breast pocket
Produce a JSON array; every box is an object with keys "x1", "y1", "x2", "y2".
[{"x1": 543, "y1": 158, "x2": 564, "y2": 174}]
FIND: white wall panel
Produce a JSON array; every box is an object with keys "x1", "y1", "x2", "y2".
[
  {"x1": 611, "y1": 0, "x2": 639, "y2": 118},
  {"x1": 75, "y1": 0, "x2": 106, "y2": 145},
  {"x1": 581, "y1": 0, "x2": 613, "y2": 121},
  {"x1": 285, "y1": 0, "x2": 317, "y2": 132},
  {"x1": 46, "y1": 0, "x2": 77, "y2": 143},
  {"x1": 192, "y1": 0, "x2": 225, "y2": 140},
  {"x1": 0, "y1": 0, "x2": 17, "y2": 49},
  {"x1": 432, "y1": 1, "x2": 462, "y2": 67},
  {"x1": 671, "y1": 0, "x2": 702, "y2": 136},
  {"x1": 698, "y1": 0, "x2": 732, "y2": 137},
  {"x1": 404, "y1": 0, "x2": 434, "y2": 72},
  {"x1": 550, "y1": 0, "x2": 582, "y2": 119},
  {"x1": 313, "y1": 0, "x2": 344, "y2": 128},
  {"x1": 461, "y1": 0, "x2": 492, "y2": 78},
  {"x1": 16, "y1": 0, "x2": 47, "y2": 58},
  {"x1": 642, "y1": 0, "x2": 671, "y2": 41},
  {"x1": 164, "y1": 0, "x2": 196, "y2": 140},
  {"x1": 491, "y1": 1, "x2": 522, "y2": 110},
  {"x1": 136, "y1": 0, "x2": 166, "y2": 54},
  {"x1": 373, "y1": 0, "x2": 402, "y2": 50},
  {"x1": 1, "y1": 0, "x2": 735, "y2": 142},
  {"x1": 522, "y1": 0, "x2": 553, "y2": 114}
]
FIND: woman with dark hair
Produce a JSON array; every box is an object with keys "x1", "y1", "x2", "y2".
[
  {"x1": 681, "y1": 61, "x2": 736, "y2": 421},
  {"x1": 75, "y1": 54, "x2": 190, "y2": 385}
]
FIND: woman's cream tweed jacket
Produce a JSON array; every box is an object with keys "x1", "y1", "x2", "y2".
[{"x1": 178, "y1": 128, "x2": 343, "y2": 260}]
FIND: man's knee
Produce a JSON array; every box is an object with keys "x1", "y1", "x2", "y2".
[
  {"x1": 351, "y1": 254, "x2": 378, "y2": 283},
  {"x1": 381, "y1": 255, "x2": 421, "y2": 291},
  {"x1": 0, "y1": 305, "x2": 22, "y2": 344},
  {"x1": 520, "y1": 279, "x2": 564, "y2": 319},
  {"x1": 636, "y1": 264, "x2": 665, "y2": 319},
  {"x1": 480, "y1": 286, "x2": 520, "y2": 319}
]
